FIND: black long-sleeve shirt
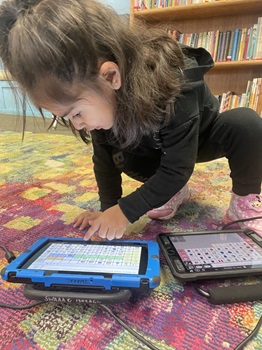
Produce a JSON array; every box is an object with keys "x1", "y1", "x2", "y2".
[{"x1": 90, "y1": 46, "x2": 220, "y2": 223}]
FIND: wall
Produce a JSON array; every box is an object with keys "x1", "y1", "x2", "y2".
[
  {"x1": 0, "y1": 0, "x2": 130, "y2": 116},
  {"x1": 100, "y1": 0, "x2": 129, "y2": 14}
]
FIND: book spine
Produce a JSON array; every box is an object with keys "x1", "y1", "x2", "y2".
[
  {"x1": 216, "y1": 31, "x2": 223, "y2": 62},
  {"x1": 248, "y1": 23, "x2": 258, "y2": 59},
  {"x1": 237, "y1": 27, "x2": 247, "y2": 61},
  {"x1": 219, "y1": 31, "x2": 227, "y2": 62},
  {"x1": 209, "y1": 31, "x2": 216, "y2": 58},
  {"x1": 254, "y1": 17, "x2": 262, "y2": 59},
  {"x1": 243, "y1": 27, "x2": 251, "y2": 60},
  {"x1": 223, "y1": 30, "x2": 232, "y2": 62},
  {"x1": 231, "y1": 29, "x2": 239, "y2": 61},
  {"x1": 226, "y1": 30, "x2": 234, "y2": 61},
  {"x1": 219, "y1": 91, "x2": 232, "y2": 113},
  {"x1": 256, "y1": 86, "x2": 262, "y2": 117},
  {"x1": 234, "y1": 28, "x2": 242, "y2": 61},
  {"x1": 213, "y1": 29, "x2": 220, "y2": 61},
  {"x1": 249, "y1": 78, "x2": 258, "y2": 110},
  {"x1": 253, "y1": 78, "x2": 262, "y2": 111}
]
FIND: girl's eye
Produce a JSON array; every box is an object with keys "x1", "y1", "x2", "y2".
[{"x1": 73, "y1": 112, "x2": 81, "y2": 118}]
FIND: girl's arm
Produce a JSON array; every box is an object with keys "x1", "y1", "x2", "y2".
[{"x1": 118, "y1": 90, "x2": 201, "y2": 223}]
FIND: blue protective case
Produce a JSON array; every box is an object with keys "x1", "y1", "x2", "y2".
[{"x1": 1, "y1": 237, "x2": 161, "y2": 291}]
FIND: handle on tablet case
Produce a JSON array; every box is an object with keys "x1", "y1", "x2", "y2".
[
  {"x1": 196, "y1": 284, "x2": 262, "y2": 304},
  {"x1": 24, "y1": 285, "x2": 133, "y2": 305}
]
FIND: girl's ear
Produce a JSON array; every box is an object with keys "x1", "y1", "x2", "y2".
[{"x1": 99, "y1": 61, "x2": 121, "y2": 90}]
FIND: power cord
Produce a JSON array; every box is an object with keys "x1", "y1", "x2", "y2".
[
  {"x1": 0, "y1": 300, "x2": 47, "y2": 309},
  {"x1": 0, "y1": 245, "x2": 48, "y2": 310},
  {"x1": 0, "y1": 245, "x2": 16, "y2": 263},
  {"x1": 0, "y1": 245, "x2": 158, "y2": 349},
  {"x1": 195, "y1": 285, "x2": 262, "y2": 350},
  {"x1": 213, "y1": 215, "x2": 262, "y2": 349},
  {"x1": 1, "y1": 216, "x2": 262, "y2": 350},
  {"x1": 221, "y1": 216, "x2": 262, "y2": 230},
  {"x1": 100, "y1": 304, "x2": 159, "y2": 350},
  {"x1": 234, "y1": 311, "x2": 262, "y2": 350}
]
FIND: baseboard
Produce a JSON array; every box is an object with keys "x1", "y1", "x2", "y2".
[{"x1": 0, "y1": 113, "x2": 73, "y2": 135}]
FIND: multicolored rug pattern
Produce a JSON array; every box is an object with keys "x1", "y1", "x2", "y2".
[{"x1": 0, "y1": 131, "x2": 262, "y2": 350}]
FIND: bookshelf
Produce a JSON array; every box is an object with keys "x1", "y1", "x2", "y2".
[{"x1": 130, "y1": 0, "x2": 262, "y2": 96}]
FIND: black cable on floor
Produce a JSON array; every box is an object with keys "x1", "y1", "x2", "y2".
[{"x1": 100, "y1": 304, "x2": 160, "y2": 350}]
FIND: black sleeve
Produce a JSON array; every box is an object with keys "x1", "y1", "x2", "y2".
[
  {"x1": 91, "y1": 131, "x2": 122, "y2": 211},
  {"x1": 118, "y1": 90, "x2": 200, "y2": 223}
]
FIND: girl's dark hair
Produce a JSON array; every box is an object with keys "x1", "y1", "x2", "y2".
[{"x1": 0, "y1": 0, "x2": 185, "y2": 148}]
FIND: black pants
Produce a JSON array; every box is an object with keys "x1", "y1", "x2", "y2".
[
  {"x1": 114, "y1": 107, "x2": 262, "y2": 196},
  {"x1": 196, "y1": 107, "x2": 262, "y2": 195}
]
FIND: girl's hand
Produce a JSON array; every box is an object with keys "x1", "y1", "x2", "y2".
[
  {"x1": 73, "y1": 205, "x2": 130, "y2": 240},
  {"x1": 73, "y1": 210, "x2": 102, "y2": 230}
]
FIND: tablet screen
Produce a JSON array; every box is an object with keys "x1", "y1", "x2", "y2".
[
  {"x1": 22, "y1": 242, "x2": 143, "y2": 275},
  {"x1": 169, "y1": 231, "x2": 262, "y2": 272}
]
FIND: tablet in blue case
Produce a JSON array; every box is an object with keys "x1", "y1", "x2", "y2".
[{"x1": 1, "y1": 237, "x2": 160, "y2": 292}]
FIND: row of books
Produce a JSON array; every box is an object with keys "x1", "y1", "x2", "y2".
[
  {"x1": 171, "y1": 18, "x2": 262, "y2": 61},
  {"x1": 218, "y1": 78, "x2": 262, "y2": 116},
  {"x1": 134, "y1": 0, "x2": 216, "y2": 10}
]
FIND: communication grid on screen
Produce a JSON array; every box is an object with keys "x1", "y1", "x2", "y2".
[
  {"x1": 169, "y1": 231, "x2": 262, "y2": 272},
  {"x1": 24, "y1": 243, "x2": 142, "y2": 275}
]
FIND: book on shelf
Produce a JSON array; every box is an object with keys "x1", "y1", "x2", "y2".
[
  {"x1": 226, "y1": 30, "x2": 234, "y2": 61},
  {"x1": 256, "y1": 81, "x2": 262, "y2": 116},
  {"x1": 235, "y1": 29, "x2": 243, "y2": 61},
  {"x1": 159, "y1": 10, "x2": 262, "y2": 62},
  {"x1": 251, "y1": 78, "x2": 262, "y2": 112},
  {"x1": 223, "y1": 30, "x2": 232, "y2": 62},
  {"x1": 237, "y1": 27, "x2": 247, "y2": 61},
  {"x1": 219, "y1": 91, "x2": 233, "y2": 113},
  {"x1": 248, "y1": 78, "x2": 258, "y2": 110},
  {"x1": 217, "y1": 31, "x2": 227, "y2": 62},
  {"x1": 217, "y1": 78, "x2": 262, "y2": 116},
  {"x1": 213, "y1": 29, "x2": 220, "y2": 62},
  {"x1": 248, "y1": 24, "x2": 258, "y2": 60},
  {"x1": 254, "y1": 17, "x2": 262, "y2": 59},
  {"x1": 169, "y1": 17, "x2": 262, "y2": 62},
  {"x1": 134, "y1": 0, "x2": 220, "y2": 10},
  {"x1": 243, "y1": 28, "x2": 251, "y2": 60}
]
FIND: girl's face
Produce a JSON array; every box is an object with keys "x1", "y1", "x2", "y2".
[
  {"x1": 37, "y1": 61, "x2": 121, "y2": 131},
  {"x1": 41, "y1": 89, "x2": 115, "y2": 131}
]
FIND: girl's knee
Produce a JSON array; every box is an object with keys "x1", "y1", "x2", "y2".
[{"x1": 222, "y1": 107, "x2": 262, "y2": 132}]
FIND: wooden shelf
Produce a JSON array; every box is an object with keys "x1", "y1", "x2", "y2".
[
  {"x1": 207, "y1": 61, "x2": 262, "y2": 95},
  {"x1": 213, "y1": 60, "x2": 262, "y2": 71},
  {"x1": 131, "y1": 0, "x2": 262, "y2": 96},
  {"x1": 134, "y1": 0, "x2": 262, "y2": 23}
]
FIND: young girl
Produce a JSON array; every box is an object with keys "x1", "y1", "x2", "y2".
[{"x1": 0, "y1": 0, "x2": 262, "y2": 240}]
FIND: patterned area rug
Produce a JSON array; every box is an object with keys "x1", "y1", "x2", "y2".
[{"x1": 0, "y1": 131, "x2": 261, "y2": 350}]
